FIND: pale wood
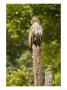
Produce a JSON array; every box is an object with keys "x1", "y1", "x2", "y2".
[
  {"x1": 45, "y1": 71, "x2": 53, "y2": 86},
  {"x1": 32, "y1": 44, "x2": 43, "y2": 86}
]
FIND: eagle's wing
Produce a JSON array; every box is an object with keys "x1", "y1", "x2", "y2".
[{"x1": 29, "y1": 26, "x2": 33, "y2": 51}]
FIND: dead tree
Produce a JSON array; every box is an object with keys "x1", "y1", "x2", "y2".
[
  {"x1": 32, "y1": 44, "x2": 43, "y2": 85},
  {"x1": 29, "y1": 17, "x2": 43, "y2": 86},
  {"x1": 44, "y1": 65, "x2": 54, "y2": 86}
]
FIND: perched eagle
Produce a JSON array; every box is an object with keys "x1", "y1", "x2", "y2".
[{"x1": 29, "y1": 17, "x2": 43, "y2": 52}]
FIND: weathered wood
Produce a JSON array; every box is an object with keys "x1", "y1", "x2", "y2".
[
  {"x1": 44, "y1": 71, "x2": 53, "y2": 86},
  {"x1": 32, "y1": 44, "x2": 43, "y2": 86}
]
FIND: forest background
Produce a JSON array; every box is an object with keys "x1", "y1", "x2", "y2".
[{"x1": 6, "y1": 4, "x2": 61, "y2": 86}]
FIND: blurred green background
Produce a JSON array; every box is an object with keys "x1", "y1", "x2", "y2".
[{"x1": 6, "y1": 4, "x2": 61, "y2": 86}]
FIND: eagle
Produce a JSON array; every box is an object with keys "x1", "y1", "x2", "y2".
[{"x1": 29, "y1": 17, "x2": 43, "y2": 52}]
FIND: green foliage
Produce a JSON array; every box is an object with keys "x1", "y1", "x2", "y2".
[
  {"x1": 53, "y1": 72, "x2": 61, "y2": 86},
  {"x1": 6, "y1": 67, "x2": 34, "y2": 86},
  {"x1": 6, "y1": 4, "x2": 61, "y2": 86},
  {"x1": 6, "y1": 50, "x2": 34, "y2": 86}
]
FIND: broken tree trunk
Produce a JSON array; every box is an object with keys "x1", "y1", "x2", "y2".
[
  {"x1": 45, "y1": 71, "x2": 53, "y2": 86},
  {"x1": 44, "y1": 65, "x2": 54, "y2": 86},
  {"x1": 32, "y1": 44, "x2": 43, "y2": 86}
]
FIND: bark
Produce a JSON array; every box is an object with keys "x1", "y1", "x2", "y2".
[{"x1": 32, "y1": 44, "x2": 43, "y2": 86}]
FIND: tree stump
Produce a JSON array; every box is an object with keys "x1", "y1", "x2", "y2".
[
  {"x1": 45, "y1": 71, "x2": 53, "y2": 86},
  {"x1": 32, "y1": 44, "x2": 43, "y2": 86}
]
